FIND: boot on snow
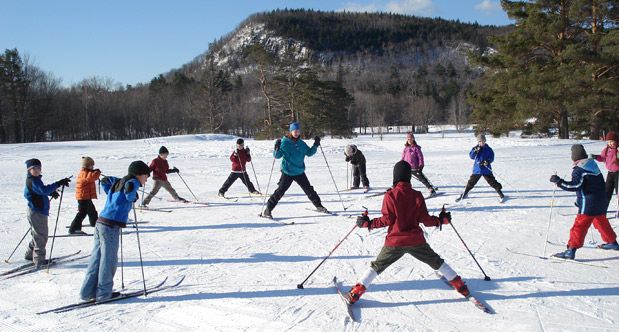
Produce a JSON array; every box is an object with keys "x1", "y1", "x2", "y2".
[{"x1": 346, "y1": 283, "x2": 366, "y2": 304}]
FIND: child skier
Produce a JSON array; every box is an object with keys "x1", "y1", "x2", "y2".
[
  {"x1": 345, "y1": 160, "x2": 469, "y2": 304},
  {"x1": 592, "y1": 131, "x2": 618, "y2": 211},
  {"x1": 79, "y1": 161, "x2": 150, "y2": 302},
  {"x1": 142, "y1": 146, "x2": 186, "y2": 206},
  {"x1": 401, "y1": 132, "x2": 437, "y2": 196},
  {"x1": 457, "y1": 134, "x2": 504, "y2": 202},
  {"x1": 344, "y1": 144, "x2": 369, "y2": 190},
  {"x1": 262, "y1": 122, "x2": 328, "y2": 218},
  {"x1": 550, "y1": 144, "x2": 619, "y2": 259},
  {"x1": 68, "y1": 157, "x2": 101, "y2": 234},
  {"x1": 23, "y1": 159, "x2": 71, "y2": 267},
  {"x1": 218, "y1": 138, "x2": 260, "y2": 197}
]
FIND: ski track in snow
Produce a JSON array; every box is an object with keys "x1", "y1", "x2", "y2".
[{"x1": 1, "y1": 130, "x2": 618, "y2": 331}]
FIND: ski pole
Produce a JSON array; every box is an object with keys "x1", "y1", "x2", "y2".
[
  {"x1": 249, "y1": 159, "x2": 262, "y2": 194},
  {"x1": 260, "y1": 145, "x2": 279, "y2": 214},
  {"x1": 132, "y1": 205, "x2": 148, "y2": 296},
  {"x1": 319, "y1": 145, "x2": 347, "y2": 211},
  {"x1": 346, "y1": 161, "x2": 349, "y2": 191},
  {"x1": 177, "y1": 173, "x2": 199, "y2": 202},
  {"x1": 46, "y1": 183, "x2": 67, "y2": 273},
  {"x1": 5, "y1": 228, "x2": 30, "y2": 263},
  {"x1": 543, "y1": 177, "x2": 557, "y2": 257},
  {"x1": 487, "y1": 167, "x2": 525, "y2": 199},
  {"x1": 120, "y1": 228, "x2": 125, "y2": 289},
  {"x1": 443, "y1": 206, "x2": 491, "y2": 281},
  {"x1": 297, "y1": 222, "x2": 360, "y2": 289},
  {"x1": 237, "y1": 151, "x2": 252, "y2": 199}
]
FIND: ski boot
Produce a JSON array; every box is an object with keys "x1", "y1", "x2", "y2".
[
  {"x1": 553, "y1": 247, "x2": 576, "y2": 259},
  {"x1": 346, "y1": 283, "x2": 366, "y2": 304},
  {"x1": 598, "y1": 241, "x2": 619, "y2": 250},
  {"x1": 449, "y1": 276, "x2": 470, "y2": 297},
  {"x1": 261, "y1": 208, "x2": 272, "y2": 219}
]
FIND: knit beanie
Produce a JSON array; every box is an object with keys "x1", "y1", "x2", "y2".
[
  {"x1": 159, "y1": 146, "x2": 169, "y2": 155},
  {"x1": 289, "y1": 122, "x2": 301, "y2": 132},
  {"x1": 406, "y1": 132, "x2": 415, "y2": 140},
  {"x1": 393, "y1": 160, "x2": 412, "y2": 186},
  {"x1": 128, "y1": 161, "x2": 150, "y2": 177},
  {"x1": 571, "y1": 144, "x2": 587, "y2": 162},
  {"x1": 477, "y1": 134, "x2": 486, "y2": 142},
  {"x1": 236, "y1": 138, "x2": 244, "y2": 145},
  {"x1": 25, "y1": 158, "x2": 42, "y2": 170},
  {"x1": 81, "y1": 156, "x2": 95, "y2": 168},
  {"x1": 606, "y1": 131, "x2": 617, "y2": 142}
]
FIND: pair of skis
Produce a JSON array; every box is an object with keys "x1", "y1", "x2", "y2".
[
  {"x1": 37, "y1": 275, "x2": 185, "y2": 314},
  {"x1": 2, "y1": 251, "x2": 89, "y2": 279},
  {"x1": 506, "y1": 248, "x2": 609, "y2": 268}
]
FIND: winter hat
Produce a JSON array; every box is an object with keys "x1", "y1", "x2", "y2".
[
  {"x1": 477, "y1": 134, "x2": 486, "y2": 142},
  {"x1": 81, "y1": 156, "x2": 95, "y2": 168},
  {"x1": 159, "y1": 146, "x2": 169, "y2": 155},
  {"x1": 571, "y1": 144, "x2": 588, "y2": 162},
  {"x1": 128, "y1": 161, "x2": 150, "y2": 177},
  {"x1": 406, "y1": 132, "x2": 415, "y2": 140},
  {"x1": 25, "y1": 158, "x2": 42, "y2": 171},
  {"x1": 289, "y1": 122, "x2": 301, "y2": 132},
  {"x1": 236, "y1": 138, "x2": 244, "y2": 145},
  {"x1": 606, "y1": 131, "x2": 618, "y2": 142},
  {"x1": 393, "y1": 160, "x2": 412, "y2": 186}
]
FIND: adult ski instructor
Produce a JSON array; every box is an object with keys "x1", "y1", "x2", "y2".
[{"x1": 262, "y1": 122, "x2": 328, "y2": 219}]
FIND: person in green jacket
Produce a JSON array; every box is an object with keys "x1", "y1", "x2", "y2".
[{"x1": 262, "y1": 122, "x2": 328, "y2": 218}]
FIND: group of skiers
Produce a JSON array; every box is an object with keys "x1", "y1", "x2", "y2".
[{"x1": 19, "y1": 123, "x2": 618, "y2": 305}]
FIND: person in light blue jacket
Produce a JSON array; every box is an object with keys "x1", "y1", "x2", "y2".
[
  {"x1": 457, "y1": 134, "x2": 504, "y2": 201},
  {"x1": 79, "y1": 161, "x2": 150, "y2": 303},
  {"x1": 262, "y1": 122, "x2": 328, "y2": 218}
]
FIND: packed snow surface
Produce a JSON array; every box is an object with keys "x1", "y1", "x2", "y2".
[{"x1": 1, "y1": 130, "x2": 618, "y2": 331}]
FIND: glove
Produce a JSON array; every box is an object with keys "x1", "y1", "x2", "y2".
[
  {"x1": 550, "y1": 175, "x2": 561, "y2": 183},
  {"x1": 50, "y1": 191, "x2": 60, "y2": 199},
  {"x1": 234, "y1": 150, "x2": 239, "y2": 157},
  {"x1": 345, "y1": 155, "x2": 351, "y2": 162},
  {"x1": 274, "y1": 139, "x2": 281, "y2": 150},
  {"x1": 480, "y1": 160, "x2": 490, "y2": 167},
  {"x1": 356, "y1": 215, "x2": 371, "y2": 229},
  {"x1": 588, "y1": 154, "x2": 597, "y2": 159},
  {"x1": 101, "y1": 176, "x2": 111, "y2": 184},
  {"x1": 473, "y1": 146, "x2": 481, "y2": 153},
  {"x1": 172, "y1": 167, "x2": 179, "y2": 173},
  {"x1": 418, "y1": 165, "x2": 424, "y2": 172},
  {"x1": 245, "y1": 147, "x2": 250, "y2": 157},
  {"x1": 313, "y1": 136, "x2": 321, "y2": 146},
  {"x1": 93, "y1": 168, "x2": 101, "y2": 173},
  {"x1": 56, "y1": 177, "x2": 71, "y2": 187},
  {"x1": 438, "y1": 210, "x2": 451, "y2": 225}
]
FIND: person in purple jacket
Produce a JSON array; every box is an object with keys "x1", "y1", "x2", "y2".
[
  {"x1": 592, "y1": 131, "x2": 618, "y2": 210},
  {"x1": 457, "y1": 134, "x2": 504, "y2": 202},
  {"x1": 401, "y1": 132, "x2": 437, "y2": 196}
]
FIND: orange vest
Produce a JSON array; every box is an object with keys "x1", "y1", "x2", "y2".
[{"x1": 75, "y1": 168, "x2": 101, "y2": 200}]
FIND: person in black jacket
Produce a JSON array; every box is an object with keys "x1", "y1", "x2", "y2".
[{"x1": 345, "y1": 144, "x2": 369, "y2": 190}]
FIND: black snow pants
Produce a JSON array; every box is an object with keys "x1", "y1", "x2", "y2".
[{"x1": 266, "y1": 172, "x2": 322, "y2": 211}]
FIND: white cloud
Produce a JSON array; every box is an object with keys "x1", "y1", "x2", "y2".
[
  {"x1": 474, "y1": 0, "x2": 502, "y2": 14},
  {"x1": 339, "y1": 0, "x2": 437, "y2": 16}
]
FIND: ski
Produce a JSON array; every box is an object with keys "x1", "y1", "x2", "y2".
[
  {"x1": 435, "y1": 272, "x2": 492, "y2": 314},
  {"x1": 2, "y1": 250, "x2": 83, "y2": 276},
  {"x1": 425, "y1": 192, "x2": 444, "y2": 200},
  {"x1": 305, "y1": 208, "x2": 336, "y2": 216},
  {"x1": 239, "y1": 192, "x2": 269, "y2": 197},
  {"x1": 138, "y1": 207, "x2": 172, "y2": 213},
  {"x1": 546, "y1": 241, "x2": 598, "y2": 249},
  {"x1": 216, "y1": 195, "x2": 238, "y2": 202},
  {"x1": 167, "y1": 200, "x2": 209, "y2": 206},
  {"x1": 38, "y1": 275, "x2": 185, "y2": 314},
  {"x1": 52, "y1": 233, "x2": 93, "y2": 238},
  {"x1": 4, "y1": 252, "x2": 90, "y2": 279},
  {"x1": 65, "y1": 221, "x2": 149, "y2": 229},
  {"x1": 332, "y1": 277, "x2": 357, "y2": 322},
  {"x1": 365, "y1": 191, "x2": 387, "y2": 198},
  {"x1": 258, "y1": 214, "x2": 294, "y2": 225},
  {"x1": 506, "y1": 248, "x2": 608, "y2": 268}
]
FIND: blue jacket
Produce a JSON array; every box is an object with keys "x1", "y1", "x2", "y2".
[
  {"x1": 99, "y1": 176, "x2": 141, "y2": 224},
  {"x1": 24, "y1": 174, "x2": 59, "y2": 215},
  {"x1": 274, "y1": 136, "x2": 318, "y2": 176},
  {"x1": 557, "y1": 159, "x2": 607, "y2": 216},
  {"x1": 469, "y1": 145, "x2": 495, "y2": 175}
]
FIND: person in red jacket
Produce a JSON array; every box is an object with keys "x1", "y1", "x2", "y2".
[
  {"x1": 218, "y1": 139, "x2": 259, "y2": 197},
  {"x1": 345, "y1": 160, "x2": 470, "y2": 304},
  {"x1": 68, "y1": 156, "x2": 101, "y2": 234},
  {"x1": 141, "y1": 146, "x2": 186, "y2": 206}
]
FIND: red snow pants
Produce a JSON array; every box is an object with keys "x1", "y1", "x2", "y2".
[{"x1": 568, "y1": 214, "x2": 617, "y2": 248}]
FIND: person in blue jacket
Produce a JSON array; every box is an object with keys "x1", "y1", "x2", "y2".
[
  {"x1": 261, "y1": 122, "x2": 328, "y2": 218},
  {"x1": 79, "y1": 161, "x2": 150, "y2": 302},
  {"x1": 23, "y1": 159, "x2": 71, "y2": 267},
  {"x1": 457, "y1": 134, "x2": 504, "y2": 201}
]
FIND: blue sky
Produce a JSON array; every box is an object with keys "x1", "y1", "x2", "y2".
[{"x1": 0, "y1": 0, "x2": 511, "y2": 87}]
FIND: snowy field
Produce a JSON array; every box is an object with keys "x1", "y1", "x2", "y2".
[{"x1": 0, "y1": 130, "x2": 618, "y2": 331}]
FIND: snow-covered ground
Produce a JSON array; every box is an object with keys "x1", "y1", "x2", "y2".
[{"x1": 1, "y1": 130, "x2": 618, "y2": 331}]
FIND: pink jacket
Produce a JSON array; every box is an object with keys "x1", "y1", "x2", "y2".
[
  {"x1": 401, "y1": 145, "x2": 424, "y2": 170},
  {"x1": 595, "y1": 146, "x2": 619, "y2": 172}
]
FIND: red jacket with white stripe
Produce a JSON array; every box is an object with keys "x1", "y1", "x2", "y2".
[{"x1": 230, "y1": 149, "x2": 251, "y2": 172}]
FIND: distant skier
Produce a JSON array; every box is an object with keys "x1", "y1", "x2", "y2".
[
  {"x1": 261, "y1": 122, "x2": 328, "y2": 218},
  {"x1": 457, "y1": 134, "x2": 504, "y2": 202},
  {"x1": 591, "y1": 131, "x2": 618, "y2": 210},
  {"x1": 344, "y1": 160, "x2": 470, "y2": 304},
  {"x1": 344, "y1": 144, "x2": 369, "y2": 191},
  {"x1": 68, "y1": 157, "x2": 101, "y2": 234},
  {"x1": 401, "y1": 132, "x2": 437, "y2": 196},
  {"x1": 141, "y1": 146, "x2": 186, "y2": 206},
  {"x1": 550, "y1": 144, "x2": 619, "y2": 259},
  {"x1": 23, "y1": 159, "x2": 71, "y2": 267},
  {"x1": 218, "y1": 138, "x2": 260, "y2": 197},
  {"x1": 79, "y1": 161, "x2": 151, "y2": 302}
]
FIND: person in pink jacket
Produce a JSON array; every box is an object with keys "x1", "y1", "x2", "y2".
[
  {"x1": 593, "y1": 131, "x2": 619, "y2": 210},
  {"x1": 401, "y1": 132, "x2": 437, "y2": 196}
]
